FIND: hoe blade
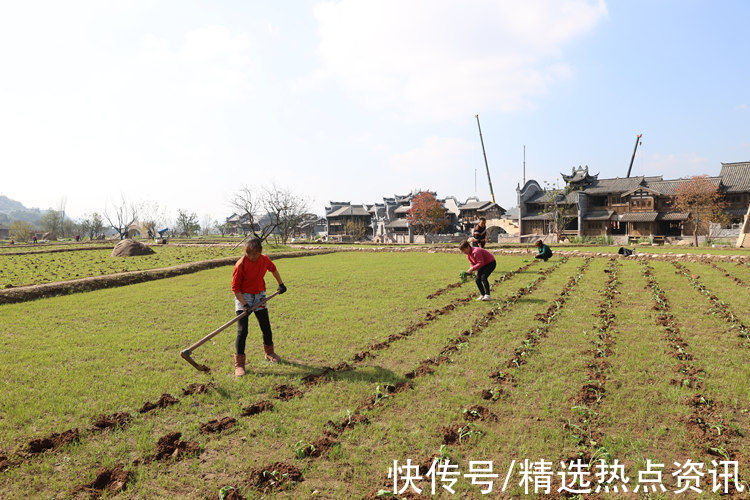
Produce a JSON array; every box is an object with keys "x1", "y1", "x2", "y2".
[{"x1": 181, "y1": 349, "x2": 211, "y2": 372}]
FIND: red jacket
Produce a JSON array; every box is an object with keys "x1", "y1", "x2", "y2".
[
  {"x1": 231, "y1": 254, "x2": 276, "y2": 294},
  {"x1": 466, "y1": 246, "x2": 495, "y2": 271}
]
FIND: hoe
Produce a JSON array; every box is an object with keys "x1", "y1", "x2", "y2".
[{"x1": 180, "y1": 292, "x2": 280, "y2": 372}]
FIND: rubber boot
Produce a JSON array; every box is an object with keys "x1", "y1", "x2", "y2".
[
  {"x1": 234, "y1": 354, "x2": 246, "y2": 377},
  {"x1": 263, "y1": 344, "x2": 281, "y2": 363}
]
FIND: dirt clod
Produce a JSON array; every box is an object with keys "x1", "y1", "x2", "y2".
[
  {"x1": 72, "y1": 463, "x2": 131, "y2": 498},
  {"x1": 182, "y1": 382, "x2": 216, "y2": 396},
  {"x1": 249, "y1": 462, "x2": 303, "y2": 491},
  {"x1": 273, "y1": 384, "x2": 303, "y2": 401},
  {"x1": 241, "y1": 400, "x2": 274, "y2": 416},
  {"x1": 139, "y1": 393, "x2": 179, "y2": 413},
  {"x1": 0, "y1": 454, "x2": 10, "y2": 471},
  {"x1": 463, "y1": 405, "x2": 498, "y2": 422},
  {"x1": 199, "y1": 416, "x2": 237, "y2": 434},
  {"x1": 149, "y1": 432, "x2": 201, "y2": 462},
  {"x1": 25, "y1": 428, "x2": 80, "y2": 454},
  {"x1": 90, "y1": 412, "x2": 131, "y2": 431}
]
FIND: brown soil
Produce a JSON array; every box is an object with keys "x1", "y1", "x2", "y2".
[
  {"x1": 72, "y1": 463, "x2": 131, "y2": 498},
  {"x1": 405, "y1": 365, "x2": 434, "y2": 379},
  {"x1": 300, "y1": 434, "x2": 339, "y2": 458},
  {"x1": 352, "y1": 350, "x2": 373, "y2": 361},
  {"x1": 139, "y1": 393, "x2": 179, "y2": 413},
  {"x1": 222, "y1": 489, "x2": 246, "y2": 500},
  {"x1": 241, "y1": 400, "x2": 274, "y2": 416},
  {"x1": 25, "y1": 428, "x2": 79, "y2": 454},
  {"x1": 199, "y1": 416, "x2": 237, "y2": 434},
  {"x1": 441, "y1": 424, "x2": 463, "y2": 445},
  {"x1": 273, "y1": 384, "x2": 303, "y2": 401},
  {"x1": 182, "y1": 382, "x2": 216, "y2": 395},
  {"x1": 302, "y1": 367, "x2": 335, "y2": 385},
  {"x1": 90, "y1": 412, "x2": 131, "y2": 431},
  {"x1": 0, "y1": 454, "x2": 10, "y2": 471},
  {"x1": 327, "y1": 413, "x2": 369, "y2": 433},
  {"x1": 248, "y1": 462, "x2": 303, "y2": 491},
  {"x1": 480, "y1": 388, "x2": 501, "y2": 401},
  {"x1": 576, "y1": 383, "x2": 605, "y2": 405},
  {"x1": 463, "y1": 405, "x2": 499, "y2": 422},
  {"x1": 148, "y1": 432, "x2": 201, "y2": 462}
]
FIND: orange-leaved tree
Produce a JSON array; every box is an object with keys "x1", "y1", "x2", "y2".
[
  {"x1": 674, "y1": 175, "x2": 727, "y2": 246},
  {"x1": 407, "y1": 192, "x2": 448, "y2": 235}
]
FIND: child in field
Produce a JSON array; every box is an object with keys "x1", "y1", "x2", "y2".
[
  {"x1": 459, "y1": 239, "x2": 496, "y2": 301},
  {"x1": 535, "y1": 240, "x2": 553, "y2": 261},
  {"x1": 472, "y1": 217, "x2": 488, "y2": 248},
  {"x1": 231, "y1": 237, "x2": 287, "y2": 376}
]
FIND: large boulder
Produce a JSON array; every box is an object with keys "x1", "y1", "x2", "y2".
[{"x1": 111, "y1": 239, "x2": 155, "y2": 257}]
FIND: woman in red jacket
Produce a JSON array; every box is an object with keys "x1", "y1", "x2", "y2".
[
  {"x1": 459, "y1": 239, "x2": 496, "y2": 301},
  {"x1": 231, "y1": 237, "x2": 287, "y2": 376}
]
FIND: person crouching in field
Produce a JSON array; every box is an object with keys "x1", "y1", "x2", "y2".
[
  {"x1": 231, "y1": 237, "x2": 287, "y2": 376},
  {"x1": 535, "y1": 240, "x2": 553, "y2": 262},
  {"x1": 459, "y1": 239, "x2": 496, "y2": 301}
]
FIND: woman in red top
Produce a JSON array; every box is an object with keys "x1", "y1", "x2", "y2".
[
  {"x1": 459, "y1": 239, "x2": 496, "y2": 301},
  {"x1": 231, "y1": 237, "x2": 287, "y2": 376}
]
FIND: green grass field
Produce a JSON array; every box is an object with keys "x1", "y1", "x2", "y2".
[
  {"x1": 0, "y1": 251, "x2": 748, "y2": 498},
  {"x1": 0, "y1": 245, "x2": 290, "y2": 288}
]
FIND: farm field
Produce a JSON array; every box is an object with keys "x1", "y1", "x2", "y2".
[
  {"x1": 0, "y1": 251, "x2": 749, "y2": 498},
  {"x1": 0, "y1": 245, "x2": 290, "y2": 288}
]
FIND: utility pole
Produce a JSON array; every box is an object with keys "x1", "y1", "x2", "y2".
[
  {"x1": 626, "y1": 134, "x2": 643, "y2": 178},
  {"x1": 523, "y1": 145, "x2": 526, "y2": 185},
  {"x1": 474, "y1": 114, "x2": 496, "y2": 203}
]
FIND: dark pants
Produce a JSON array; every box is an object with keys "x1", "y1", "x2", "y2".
[
  {"x1": 472, "y1": 240, "x2": 486, "y2": 248},
  {"x1": 535, "y1": 249, "x2": 553, "y2": 262},
  {"x1": 475, "y1": 260, "x2": 496, "y2": 296},
  {"x1": 236, "y1": 308, "x2": 273, "y2": 354}
]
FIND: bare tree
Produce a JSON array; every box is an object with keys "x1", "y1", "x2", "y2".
[
  {"x1": 263, "y1": 184, "x2": 310, "y2": 245},
  {"x1": 105, "y1": 194, "x2": 138, "y2": 240},
  {"x1": 201, "y1": 214, "x2": 214, "y2": 236},
  {"x1": 138, "y1": 201, "x2": 168, "y2": 239},
  {"x1": 230, "y1": 186, "x2": 278, "y2": 242}
]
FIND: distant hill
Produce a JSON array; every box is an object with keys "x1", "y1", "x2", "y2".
[{"x1": 0, "y1": 195, "x2": 43, "y2": 227}]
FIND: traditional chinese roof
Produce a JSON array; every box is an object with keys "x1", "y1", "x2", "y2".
[
  {"x1": 385, "y1": 218, "x2": 410, "y2": 228},
  {"x1": 583, "y1": 210, "x2": 616, "y2": 221},
  {"x1": 720, "y1": 162, "x2": 750, "y2": 193},
  {"x1": 522, "y1": 211, "x2": 556, "y2": 221},
  {"x1": 459, "y1": 200, "x2": 492, "y2": 211},
  {"x1": 619, "y1": 211, "x2": 659, "y2": 222},
  {"x1": 327, "y1": 205, "x2": 370, "y2": 217},
  {"x1": 657, "y1": 212, "x2": 690, "y2": 221},
  {"x1": 562, "y1": 166, "x2": 599, "y2": 185},
  {"x1": 394, "y1": 205, "x2": 411, "y2": 214}
]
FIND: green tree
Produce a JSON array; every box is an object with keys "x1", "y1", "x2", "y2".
[
  {"x1": 9, "y1": 221, "x2": 33, "y2": 242},
  {"x1": 175, "y1": 210, "x2": 200, "y2": 237}
]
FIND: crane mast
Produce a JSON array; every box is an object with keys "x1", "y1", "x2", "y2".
[{"x1": 474, "y1": 114, "x2": 496, "y2": 204}]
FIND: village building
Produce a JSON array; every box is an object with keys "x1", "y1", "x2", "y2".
[
  {"x1": 517, "y1": 162, "x2": 750, "y2": 243},
  {"x1": 325, "y1": 191, "x2": 505, "y2": 243}
]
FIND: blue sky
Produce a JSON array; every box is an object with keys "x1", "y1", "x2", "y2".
[{"x1": 1, "y1": 0, "x2": 748, "y2": 222}]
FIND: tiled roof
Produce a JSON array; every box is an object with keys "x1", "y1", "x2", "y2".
[
  {"x1": 394, "y1": 205, "x2": 411, "y2": 214},
  {"x1": 728, "y1": 207, "x2": 749, "y2": 217},
  {"x1": 583, "y1": 210, "x2": 615, "y2": 221},
  {"x1": 619, "y1": 211, "x2": 659, "y2": 222},
  {"x1": 327, "y1": 205, "x2": 370, "y2": 217},
  {"x1": 657, "y1": 212, "x2": 689, "y2": 221},
  {"x1": 720, "y1": 162, "x2": 750, "y2": 192},
  {"x1": 459, "y1": 201, "x2": 492, "y2": 210},
  {"x1": 385, "y1": 218, "x2": 410, "y2": 228},
  {"x1": 522, "y1": 211, "x2": 555, "y2": 221}
]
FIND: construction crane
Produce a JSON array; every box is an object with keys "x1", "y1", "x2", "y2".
[
  {"x1": 626, "y1": 133, "x2": 643, "y2": 178},
  {"x1": 474, "y1": 114, "x2": 496, "y2": 203}
]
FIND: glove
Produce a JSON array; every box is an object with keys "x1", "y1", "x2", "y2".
[{"x1": 277, "y1": 283, "x2": 287, "y2": 294}]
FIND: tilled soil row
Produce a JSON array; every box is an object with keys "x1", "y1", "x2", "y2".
[
  {"x1": 706, "y1": 261, "x2": 749, "y2": 289},
  {"x1": 642, "y1": 263, "x2": 748, "y2": 493},
  {"x1": 302, "y1": 260, "x2": 539, "y2": 386},
  {"x1": 562, "y1": 260, "x2": 620, "y2": 466},
  {"x1": 672, "y1": 262, "x2": 750, "y2": 341},
  {"x1": 0, "y1": 244, "x2": 114, "y2": 256},
  {"x1": 0, "y1": 250, "x2": 337, "y2": 304},
  {"x1": 250, "y1": 258, "x2": 571, "y2": 497},
  {"x1": 426, "y1": 280, "x2": 464, "y2": 299},
  {"x1": 305, "y1": 258, "x2": 569, "y2": 498},
  {"x1": 1, "y1": 269, "x2": 502, "y2": 476}
]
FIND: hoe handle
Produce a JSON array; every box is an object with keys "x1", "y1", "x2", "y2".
[{"x1": 183, "y1": 292, "x2": 279, "y2": 354}]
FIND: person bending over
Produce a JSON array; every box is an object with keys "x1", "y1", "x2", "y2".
[{"x1": 459, "y1": 239, "x2": 496, "y2": 301}]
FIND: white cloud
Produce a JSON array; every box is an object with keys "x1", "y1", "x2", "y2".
[
  {"x1": 309, "y1": 0, "x2": 607, "y2": 120},
  {"x1": 735, "y1": 103, "x2": 748, "y2": 111}
]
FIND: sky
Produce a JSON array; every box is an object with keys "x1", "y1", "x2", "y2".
[{"x1": 1, "y1": 0, "x2": 749, "y2": 223}]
